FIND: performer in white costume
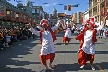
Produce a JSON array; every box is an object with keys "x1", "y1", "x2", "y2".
[
  {"x1": 62, "y1": 24, "x2": 72, "y2": 45},
  {"x1": 27, "y1": 19, "x2": 62, "y2": 72},
  {"x1": 76, "y1": 18, "x2": 97, "y2": 70}
]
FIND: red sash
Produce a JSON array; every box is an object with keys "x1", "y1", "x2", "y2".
[
  {"x1": 76, "y1": 29, "x2": 97, "y2": 49},
  {"x1": 40, "y1": 27, "x2": 56, "y2": 45}
]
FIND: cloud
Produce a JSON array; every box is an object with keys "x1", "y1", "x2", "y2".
[{"x1": 44, "y1": 0, "x2": 58, "y2": 7}]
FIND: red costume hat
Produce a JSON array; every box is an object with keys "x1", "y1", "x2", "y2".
[
  {"x1": 81, "y1": 17, "x2": 95, "y2": 33},
  {"x1": 67, "y1": 24, "x2": 71, "y2": 28},
  {"x1": 40, "y1": 19, "x2": 49, "y2": 27},
  {"x1": 89, "y1": 17, "x2": 95, "y2": 29}
]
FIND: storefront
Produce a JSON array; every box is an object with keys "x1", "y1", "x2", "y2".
[{"x1": 0, "y1": 0, "x2": 36, "y2": 28}]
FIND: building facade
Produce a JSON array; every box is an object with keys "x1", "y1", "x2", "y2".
[
  {"x1": 32, "y1": 6, "x2": 45, "y2": 24},
  {"x1": 83, "y1": 9, "x2": 89, "y2": 23},
  {"x1": 0, "y1": 0, "x2": 36, "y2": 28},
  {"x1": 72, "y1": 12, "x2": 83, "y2": 24},
  {"x1": 88, "y1": 0, "x2": 108, "y2": 26}
]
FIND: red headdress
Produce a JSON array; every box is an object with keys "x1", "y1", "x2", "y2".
[
  {"x1": 81, "y1": 17, "x2": 95, "y2": 33},
  {"x1": 40, "y1": 19, "x2": 49, "y2": 27},
  {"x1": 67, "y1": 24, "x2": 71, "y2": 28},
  {"x1": 89, "y1": 17, "x2": 95, "y2": 29}
]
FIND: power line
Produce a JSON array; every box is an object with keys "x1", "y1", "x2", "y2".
[
  {"x1": 34, "y1": 0, "x2": 51, "y2": 13},
  {"x1": 38, "y1": 0, "x2": 43, "y2": 4},
  {"x1": 34, "y1": 0, "x2": 42, "y2": 6}
]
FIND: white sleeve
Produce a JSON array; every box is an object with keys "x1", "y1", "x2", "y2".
[
  {"x1": 29, "y1": 28, "x2": 40, "y2": 36},
  {"x1": 62, "y1": 26, "x2": 66, "y2": 29},
  {"x1": 37, "y1": 26, "x2": 43, "y2": 31},
  {"x1": 51, "y1": 23, "x2": 60, "y2": 31}
]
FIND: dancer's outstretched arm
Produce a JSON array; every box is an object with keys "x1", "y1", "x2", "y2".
[
  {"x1": 51, "y1": 20, "x2": 63, "y2": 31},
  {"x1": 26, "y1": 23, "x2": 40, "y2": 36}
]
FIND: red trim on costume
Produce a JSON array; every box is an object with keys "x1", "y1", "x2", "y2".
[
  {"x1": 39, "y1": 53, "x2": 55, "y2": 65},
  {"x1": 76, "y1": 29, "x2": 97, "y2": 65},
  {"x1": 62, "y1": 28, "x2": 72, "y2": 43},
  {"x1": 39, "y1": 27, "x2": 57, "y2": 45},
  {"x1": 62, "y1": 36, "x2": 71, "y2": 43},
  {"x1": 39, "y1": 27, "x2": 56, "y2": 65},
  {"x1": 78, "y1": 50, "x2": 94, "y2": 65}
]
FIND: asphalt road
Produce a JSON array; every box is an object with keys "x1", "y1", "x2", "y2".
[{"x1": 0, "y1": 33, "x2": 108, "y2": 72}]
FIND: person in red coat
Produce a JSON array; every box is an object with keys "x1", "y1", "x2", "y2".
[{"x1": 76, "y1": 17, "x2": 97, "y2": 70}]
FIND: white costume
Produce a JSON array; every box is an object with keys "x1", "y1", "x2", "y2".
[
  {"x1": 29, "y1": 23, "x2": 60, "y2": 55},
  {"x1": 64, "y1": 28, "x2": 72, "y2": 38},
  {"x1": 81, "y1": 30, "x2": 95, "y2": 54}
]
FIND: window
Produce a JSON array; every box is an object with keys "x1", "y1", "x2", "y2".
[
  {"x1": 7, "y1": 11, "x2": 10, "y2": 15},
  {"x1": 36, "y1": 9, "x2": 39, "y2": 13},
  {"x1": 106, "y1": 1, "x2": 108, "y2": 8},
  {"x1": 32, "y1": 9, "x2": 35, "y2": 13}
]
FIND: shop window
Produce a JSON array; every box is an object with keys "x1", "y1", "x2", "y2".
[
  {"x1": 16, "y1": 14, "x2": 19, "y2": 17},
  {"x1": 7, "y1": 11, "x2": 10, "y2": 15}
]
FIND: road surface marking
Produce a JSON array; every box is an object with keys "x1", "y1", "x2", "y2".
[{"x1": 96, "y1": 65, "x2": 104, "y2": 72}]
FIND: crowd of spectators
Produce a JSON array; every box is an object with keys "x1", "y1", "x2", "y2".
[{"x1": 0, "y1": 26, "x2": 35, "y2": 49}]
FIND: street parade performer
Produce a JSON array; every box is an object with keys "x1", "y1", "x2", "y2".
[
  {"x1": 75, "y1": 17, "x2": 97, "y2": 70},
  {"x1": 26, "y1": 19, "x2": 63, "y2": 72},
  {"x1": 62, "y1": 24, "x2": 72, "y2": 45}
]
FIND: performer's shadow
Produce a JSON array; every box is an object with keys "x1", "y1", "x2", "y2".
[
  {"x1": 54, "y1": 63, "x2": 79, "y2": 72},
  {"x1": 54, "y1": 63, "x2": 99, "y2": 72},
  {"x1": 55, "y1": 43, "x2": 79, "y2": 45},
  {"x1": 55, "y1": 42, "x2": 105, "y2": 45}
]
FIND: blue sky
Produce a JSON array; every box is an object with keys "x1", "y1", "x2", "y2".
[{"x1": 7, "y1": 0, "x2": 89, "y2": 15}]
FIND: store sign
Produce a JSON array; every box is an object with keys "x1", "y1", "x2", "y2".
[
  {"x1": 66, "y1": 15, "x2": 72, "y2": 19},
  {"x1": 51, "y1": 16, "x2": 56, "y2": 19},
  {"x1": 0, "y1": 4, "x2": 5, "y2": 18},
  {"x1": 58, "y1": 13, "x2": 65, "y2": 17}
]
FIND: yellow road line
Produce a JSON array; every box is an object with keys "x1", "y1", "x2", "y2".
[{"x1": 96, "y1": 65, "x2": 104, "y2": 72}]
